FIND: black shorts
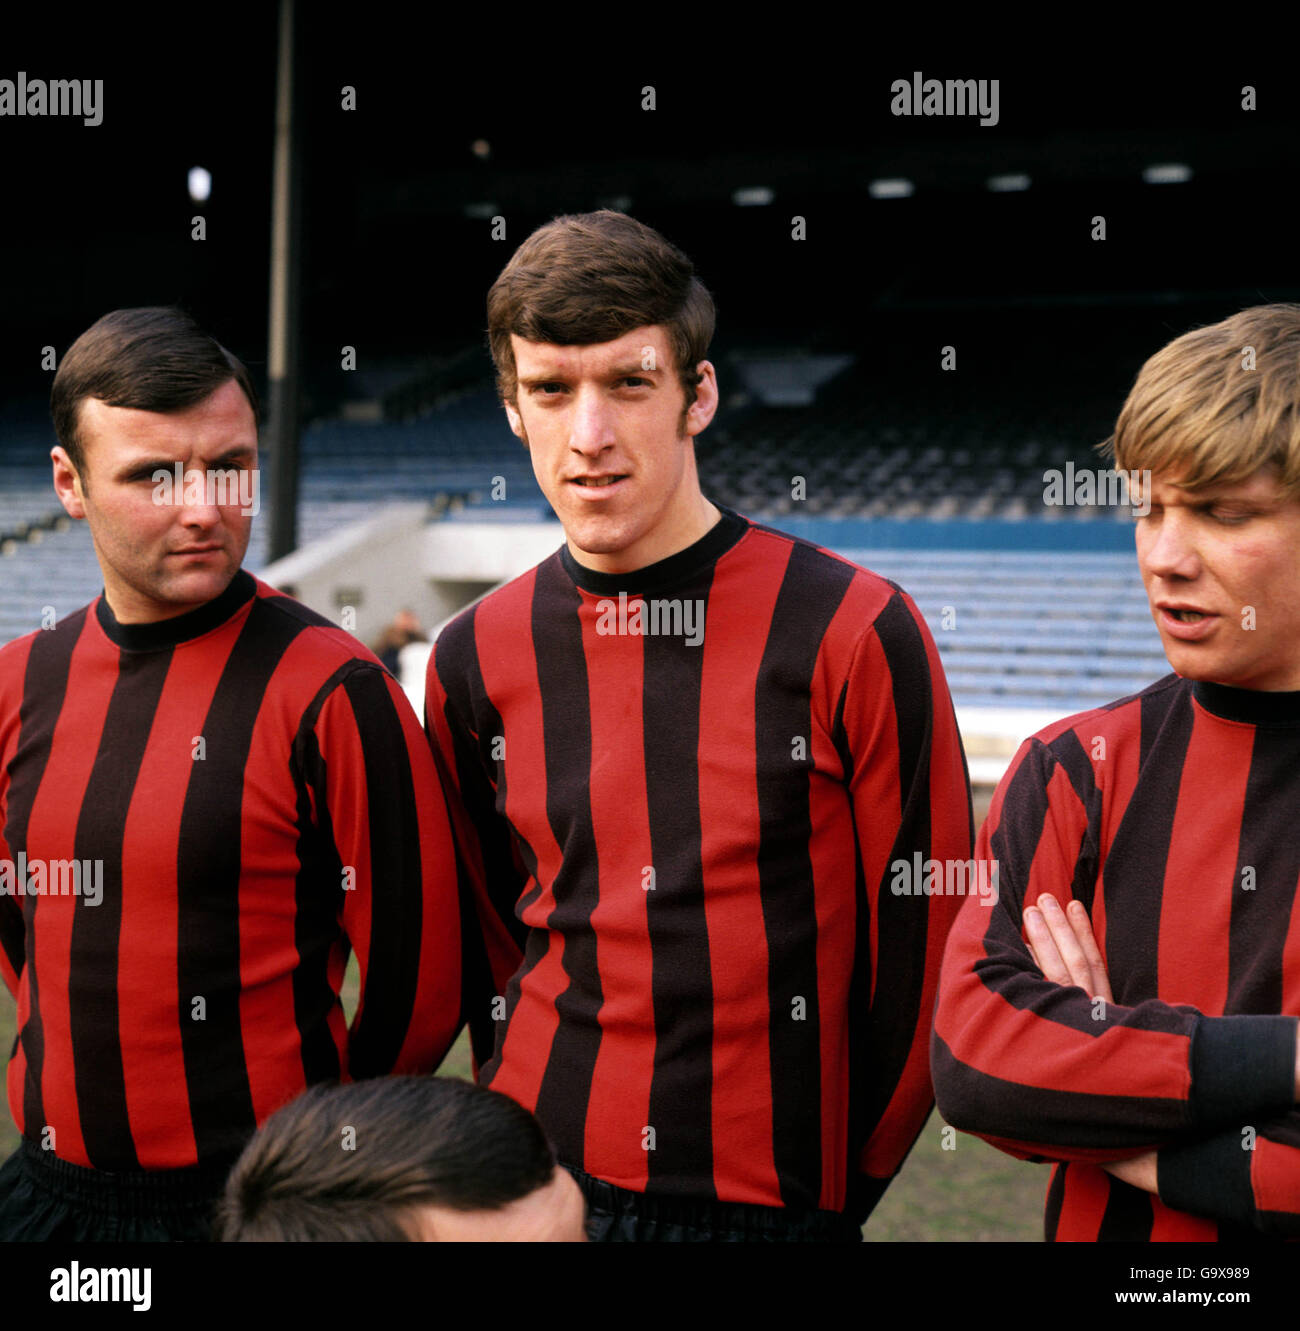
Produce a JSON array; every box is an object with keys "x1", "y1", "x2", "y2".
[
  {"x1": 0, "y1": 1138, "x2": 233, "y2": 1242},
  {"x1": 568, "y1": 1164, "x2": 864, "y2": 1243}
]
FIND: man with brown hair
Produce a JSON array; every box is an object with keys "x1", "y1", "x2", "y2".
[
  {"x1": 218, "y1": 1076, "x2": 587, "y2": 1242},
  {"x1": 0, "y1": 307, "x2": 462, "y2": 1241},
  {"x1": 427, "y1": 211, "x2": 972, "y2": 1241},
  {"x1": 933, "y1": 304, "x2": 1300, "y2": 1240}
]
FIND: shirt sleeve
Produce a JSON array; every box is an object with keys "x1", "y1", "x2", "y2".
[
  {"x1": 845, "y1": 589, "x2": 974, "y2": 1219},
  {"x1": 1157, "y1": 1112, "x2": 1300, "y2": 1239},
  {"x1": 303, "y1": 661, "x2": 462, "y2": 1079},
  {"x1": 932, "y1": 734, "x2": 1298, "y2": 1164},
  {"x1": 424, "y1": 620, "x2": 530, "y2": 1074}
]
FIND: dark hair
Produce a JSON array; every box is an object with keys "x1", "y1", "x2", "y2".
[
  {"x1": 487, "y1": 210, "x2": 715, "y2": 408},
  {"x1": 51, "y1": 306, "x2": 258, "y2": 479},
  {"x1": 217, "y1": 1077, "x2": 558, "y2": 1242}
]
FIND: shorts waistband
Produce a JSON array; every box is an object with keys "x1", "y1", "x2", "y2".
[
  {"x1": 19, "y1": 1138, "x2": 237, "y2": 1217},
  {"x1": 566, "y1": 1164, "x2": 863, "y2": 1242}
]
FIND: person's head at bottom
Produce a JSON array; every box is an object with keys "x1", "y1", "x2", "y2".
[{"x1": 217, "y1": 1076, "x2": 587, "y2": 1241}]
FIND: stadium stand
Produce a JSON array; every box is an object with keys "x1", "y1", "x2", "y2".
[{"x1": 0, "y1": 342, "x2": 1170, "y2": 742}]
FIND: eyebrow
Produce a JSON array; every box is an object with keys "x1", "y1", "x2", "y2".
[
  {"x1": 114, "y1": 447, "x2": 256, "y2": 477},
  {"x1": 518, "y1": 363, "x2": 662, "y2": 387}
]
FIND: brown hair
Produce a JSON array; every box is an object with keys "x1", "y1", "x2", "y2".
[
  {"x1": 217, "y1": 1077, "x2": 558, "y2": 1242},
  {"x1": 1101, "y1": 304, "x2": 1300, "y2": 498},
  {"x1": 51, "y1": 306, "x2": 258, "y2": 481},
  {"x1": 487, "y1": 210, "x2": 715, "y2": 408}
]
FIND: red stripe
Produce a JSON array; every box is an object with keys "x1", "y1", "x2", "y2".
[
  {"x1": 1157, "y1": 707, "x2": 1251, "y2": 1013},
  {"x1": 1025, "y1": 763, "x2": 1087, "y2": 906},
  {"x1": 695, "y1": 539, "x2": 787, "y2": 1205},
  {"x1": 578, "y1": 595, "x2": 653, "y2": 1189},
  {"x1": 24, "y1": 627, "x2": 112, "y2": 1165},
  {"x1": 116, "y1": 632, "x2": 231, "y2": 1164},
  {"x1": 1149, "y1": 1196, "x2": 1217, "y2": 1240},
  {"x1": 474, "y1": 571, "x2": 563, "y2": 1116},
  {"x1": 1054, "y1": 1165, "x2": 1107, "y2": 1240}
]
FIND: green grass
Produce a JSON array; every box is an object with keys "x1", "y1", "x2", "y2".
[{"x1": 0, "y1": 953, "x2": 1044, "y2": 1240}]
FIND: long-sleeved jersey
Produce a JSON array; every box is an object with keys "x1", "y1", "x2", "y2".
[
  {"x1": 427, "y1": 505, "x2": 972, "y2": 1219},
  {"x1": 0, "y1": 570, "x2": 461, "y2": 1171},
  {"x1": 933, "y1": 673, "x2": 1300, "y2": 1240}
]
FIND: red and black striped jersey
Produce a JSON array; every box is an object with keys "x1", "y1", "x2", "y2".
[
  {"x1": 0, "y1": 570, "x2": 461, "y2": 1171},
  {"x1": 933, "y1": 673, "x2": 1300, "y2": 1240},
  {"x1": 426, "y1": 506, "x2": 972, "y2": 1219}
]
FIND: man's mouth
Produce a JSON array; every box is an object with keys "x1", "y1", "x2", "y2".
[
  {"x1": 571, "y1": 475, "x2": 627, "y2": 487},
  {"x1": 1168, "y1": 609, "x2": 1206, "y2": 622}
]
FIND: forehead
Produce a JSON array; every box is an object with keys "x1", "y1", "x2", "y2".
[
  {"x1": 511, "y1": 325, "x2": 672, "y2": 376},
  {"x1": 1142, "y1": 465, "x2": 1285, "y2": 504},
  {"x1": 76, "y1": 379, "x2": 257, "y2": 464}
]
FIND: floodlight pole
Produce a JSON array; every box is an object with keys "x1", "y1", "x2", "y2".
[{"x1": 266, "y1": 0, "x2": 303, "y2": 562}]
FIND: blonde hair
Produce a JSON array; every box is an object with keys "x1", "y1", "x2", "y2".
[{"x1": 1101, "y1": 304, "x2": 1300, "y2": 498}]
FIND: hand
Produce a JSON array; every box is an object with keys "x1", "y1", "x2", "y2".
[
  {"x1": 1023, "y1": 893, "x2": 1114, "y2": 1003},
  {"x1": 1102, "y1": 1151, "x2": 1159, "y2": 1193}
]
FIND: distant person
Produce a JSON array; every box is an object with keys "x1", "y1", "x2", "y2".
[
  {"x1": 0, "y1": 307, "x2": 462, "y2": 1242},
  {"x1": 373, "y1": 608, "x2": 427, "y2": 677},
  {"x1": 425, "y1": 210, "x2": 973, "y2": 1241},
  {"x1": 934, "y1": 304, "x2": 1300, "y2": 1240},
  {"x1": 218, "y1": 1076, "x2": 587, "y2": 1241}
]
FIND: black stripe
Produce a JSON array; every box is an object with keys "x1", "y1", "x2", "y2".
[
  {"x1": 642, "y1": 568, "x2": 715, "y2": 1196},
  {"x1": 1105, "y1": 686, "x2": 1193, "y2": 1005},
  {"x1": 1044, "y1": 1162, "x2": 1065, "y2": 1240},
  {"x1": 855, "y1": 594, "x2": 939, "y2": 1160},
  {"x1": 177, "y1": 598, "x2": 301, "y2": 1160},
  {"x1": 432, "y1": 604, "x2": 533, "y2": 1071},
  {"x1": 0, "y1": 895, "x2": 21, "y2": 985},
  {"x1": 988, "y1": 740, "x2": 1053, "y2": 919},
  {"x1": 338, "y1": 666, "x2": 424, "y2": 1076},
  {"x1": 5, "y1": 610, "x2": 87, "y2": 1142},
  {"x1": 1047, "y1": 729, "x2": 1104, "y2": 915},
  {"x1": 1228, "y1": 727, "x2": 1300, "y2": 1013},
  {"x1": 1096, "y1": 1175, "x2": 1154, "y2": 1241},
  {"x1": 831, "y1": 675, "x2": 873, "y2": 1215},
  {"x1": 288, "y1": 666, "x2": 356, "y2": 1087},
  {"x1": 982, "y1": 741, "x2": 1110, "y2": 1037},
  {"x1": 529, "y1": 558, "x2": 602, "y2": 1167},
  {"x1": 932, "y1": 1034, "x2": 1186, "y2": 1147},
  {"x1": 70, "y1": 647, "x2": 173, "y2": 1169},
  {"x1": 755, "y1": 542, "x2": 854, "y2": 1207}
]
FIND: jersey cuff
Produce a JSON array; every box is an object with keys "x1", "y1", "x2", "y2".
[
  {"x1": 1157, "y1": 1130, "x2": 1254, "y2": 1229},
  {"x1": 1189, "y1": 1014, "x2": 1296, "y2": 1127}
]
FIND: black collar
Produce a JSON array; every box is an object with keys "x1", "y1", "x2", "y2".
[
  {"x1": 559, "y1": 504, "x2": 748, "y2": 596},
  {"x1": 1192, "y1": 678, "x2": 1300, "y2": 726},
  {"x1": 95, "y1": 569, "x2": 258, "y2": 652}
]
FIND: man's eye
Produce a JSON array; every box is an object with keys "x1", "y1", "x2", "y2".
[
  {"x1": 537, "y1": 383, "x2": 566, "y2": 395},
  {"x1": 620, "y1": 377, "x2": 649, "y2": 388}
]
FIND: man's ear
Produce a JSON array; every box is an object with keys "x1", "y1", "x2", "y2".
[
  {"x1": 504, "y1": 400, "x2": 527, "y2": 445},
  {"x1": 683, "y1": 361, "x2": 719, "y2": 439},
  {"x1": 51, "y1": 446, "x2": 87, "y2": 520}
]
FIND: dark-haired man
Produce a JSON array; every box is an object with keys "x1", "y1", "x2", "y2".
[
  {"x1": 427, "y1": 212, "x2": 972, "y2": 1241},
  {"x1": 218, "y1": 1076, "x2": 587, "y2": 1241},
  {"x1": 0, "y1": 307, "x2": 462, "y2": 1241}
]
